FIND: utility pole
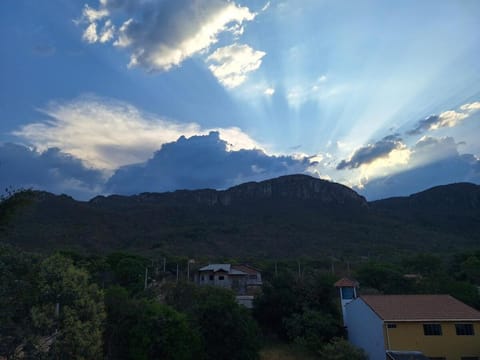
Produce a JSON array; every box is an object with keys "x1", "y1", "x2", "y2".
[
  {"x1": 163, "y1": 257, "x2": 166, "y2": 273},
  {"x1": 176, "y1": 264, "x2": 179, "y2": 282},
  {"x1": 275, "y1": 261, "x2": 278, "y2": 277},
  {"x1": 144, "y1": 267, "x2": 148, "y2": 290}
]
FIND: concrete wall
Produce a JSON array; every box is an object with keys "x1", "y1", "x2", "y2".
[
  {"x1": 346, "y1": 298, "x2": 385, "y2": 360},
  {"x1": 386, "y1": 321, "x2": 480, "y2": 360}
]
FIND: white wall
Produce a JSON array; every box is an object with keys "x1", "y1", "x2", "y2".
[{"x1": 346, "y1": 298, "x2": 385, "y2": 360}]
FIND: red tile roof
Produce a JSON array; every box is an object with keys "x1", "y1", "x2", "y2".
[
  {"x1": 359, "y1": 294, "x2": 480, "y2": 321},
  {"x1": 334, "y1": 278, "x2": 359, "y2": 288}
]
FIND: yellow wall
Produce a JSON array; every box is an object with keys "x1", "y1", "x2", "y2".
[{"x1": 384, "y1": 321, "x2": 480, "y2": 360}]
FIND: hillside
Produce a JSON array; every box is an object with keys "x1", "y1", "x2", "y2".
[{"x1": 1, "y1": 175, "x2": 479, "y2": 258}]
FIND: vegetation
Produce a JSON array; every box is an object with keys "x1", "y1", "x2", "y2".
[
  {"x1": 1, "y1": 179, "x2": 479, "y2": 259},
  {"x1": 1, "y1": 183, "x2": 479, "y2": 359}
]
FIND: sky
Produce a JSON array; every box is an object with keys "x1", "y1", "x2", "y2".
[{"x1": 1, "y1": 0, "x2": 479, "y2": 201}]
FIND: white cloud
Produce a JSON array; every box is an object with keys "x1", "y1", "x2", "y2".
[
  {"x1": 460, "y1": 101, "x2": 480, "y2": 112},
  {"x1": 82, "y1": 4, "x2": 109, "y2": 23},
  {"x1": 207, "y1": 44, "x2": 266, "y2": 88},
  {"x1": 432, "y1": 110, "x2": 469, "y2": 130},
  {"x1": 80, "y1": 0, "x2": 257, "y2": 72},
  {"x1": 264, "y1": 87, "x2": 275, "y2": 96},
  {"x1": 99, "y1": 20, "x2": 115, "y2": 43},
  {"x1": 79, "y1": 4, "x2": 114, "y2": 44},
  {"x1": 408, "y1": 101, "x2": 480, "y2": 135},
  {"x1": 13, "y1": 96, "x2": 263, "y2": 170},
  {"x1": 82, "y1": 22, "x2": 100, "y2": 43},
  {"x1": 82, "y1": 20, "x2": 115, "y2": 44}
]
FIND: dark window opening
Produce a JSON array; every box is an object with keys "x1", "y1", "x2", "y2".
[
  {"x1": 341, "y1": 287, "x2": 355, "y2": 300},
  {"x1": 219, "y1": 276, "x2": 225, "y2": 280},
  {"x1": 423, "y1": 324, "x2": 442, "y2": 336},
  {"x1": 209, "y1": 275, "x2": 214, "y2": 281},
  {"x1": 456, "y1": 324, "x2": 475, "y2": 336},
  {"x1": 386, "y1": 323, "x2": 397, "y2": 329}
]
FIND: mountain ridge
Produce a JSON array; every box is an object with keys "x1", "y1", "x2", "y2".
[{"x1": 2, "y1": 175, "x2": 479, "y2": 257}]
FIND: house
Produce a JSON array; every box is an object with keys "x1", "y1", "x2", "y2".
[
  {"x1": 335, "y1": 279, "x2": 480, "y2": 360},
  {"x1": 196, "y1": 264, "x2": 262, "y2": 308}
]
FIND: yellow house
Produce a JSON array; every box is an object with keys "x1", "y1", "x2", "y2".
[{"x1": 336, "y1": 281, "x2": 480, "y2": 360}]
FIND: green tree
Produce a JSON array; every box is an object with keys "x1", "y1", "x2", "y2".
[
  {"x1": 284, "y1": 310, "x2": 341, "y2": 352},
  {"x1": 356, "y1": 261, "x2": 412, "y2": 293},
  {"x1": 402, "y1": 253, "x2": 443, "y2": 276},
  {"x1": 318, "y1": 338, "x2": 367, "y2": 360},
  {"x1": 104, "y1": 285, "x2": 201, "y2": 360},
  {"x1": 165, "y1": 282, "x2": 261, "y2": 360},
  {"x1": 107, "y1": 252, "x2": 149, "y2": 294},
  {"x1": 253, "y1": 273, "x2": 298, "y2": 339},
  {"x1": 458, "y1": 254, "x2": 480, "y2": 285},
  {"x1": 128, "y1": 300, "x2": 201, "y2": 360},
  {"x1": 253, "y1": 272, "x2": 341, "y2": 341},
  {"x1": 31, "y1": 254, "x2": 105, "y2": 359},
  {"x1": 0, "y1": 245, "x2": 39, "y2": 358}
]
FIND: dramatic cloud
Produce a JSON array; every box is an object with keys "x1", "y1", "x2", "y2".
[
  {"x1": 408, "y1": 101, "x2": 480, "y2": 135},
  {"x1": 106, "y1": 131, "x2": 315, "y2": 194},
  {"x1": 80, "y1": 0, "x2": 257, "y2": 73},
  {"x1": 358, "y1": 136, "x2": 480, "y2": 200},
  {"x1": 0, "y1": 143, "x2": 104, "y2": 200},
  {"x1": 207, "y1": 44, "x2": 266, "y2": 88},
  {"x1": 13, "y1": 96, "x2": 262, "y2": 170},
  {"x1": 336, "y1": 135, "x2": 405, "y2": 170}
]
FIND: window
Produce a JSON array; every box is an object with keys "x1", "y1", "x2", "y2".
[
  {"x1": 386, "y1": 323, "x2": 397, "y2": 329},
  {"x1": 456, "y1": 324, "x2": 475, "y2": 336},
  {"x1": 201, "y1": 275, "x2": 204, "y2": 281},
  {"x1": 249, "y1": 274, "x2": 257, "y2": 279},
  {"x1": 219, "y1": 276, "x2": 225, "y2": 280},
  {"x1": 209, "y1": 275, "x2": 214, "y2": 281},
  {"x1": 341, "y1": 287, "x2": 355, "y2": 300},
  {"x1": 423, "y1": 324, "x2": 442, "y2": 336},
  {"x1": 461, "y1": 357, "x2": 479, "y2": 360}
]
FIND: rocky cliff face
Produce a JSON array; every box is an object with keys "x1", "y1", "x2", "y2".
[
  {"x1": 90, "y1": 174, "x2": 367, "y2": 208},
  {"x1": 218, "y1": 174, "x2": 367, "y2": 206}
]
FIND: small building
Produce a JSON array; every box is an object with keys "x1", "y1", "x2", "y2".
[
  {"x1": 334, "y1": 277, "x2": 359, "y2": 326},
  {"x1": 196, "y1": 264, "x2": 262, "y2": 308},
  {"x1": 335, "y1": 279, "x2": 480, "y2": 360}
]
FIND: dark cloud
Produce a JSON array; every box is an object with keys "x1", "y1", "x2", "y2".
[
  {"x1": 358, "y1": 137, "x2": 480, "y2": 200},
  {"x1": 0, "y1": 143, "x2": 104, "y2": 199},
  {"x1": 106, "y1": 132, "x2": 314, "y2": 194},
  {"x1": 407, "y1": 115, "x2": 439, "y2": 135},
  {"x1": 336, "y1": 135, "x2": 403, "y2": 170}
]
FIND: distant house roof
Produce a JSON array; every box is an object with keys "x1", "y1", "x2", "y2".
[
  {"x1": 358, "y1": 294, "x2": 480, "y2": 321},
  {"x1": 386, "y1": 351, "x2": 430, "y2": 360},
  {"x1": 232, "y1": 264, "x2": 260, "y2": 275},
  {"x1": 334, "y1": 277, "x2": 359, "y2": 288},
  {"x1": 198, "y1": 264, "x2": 248, "y2": 276},
  {"x1": 199, "y1": 264, "x2": 231, "y2": 272}
]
